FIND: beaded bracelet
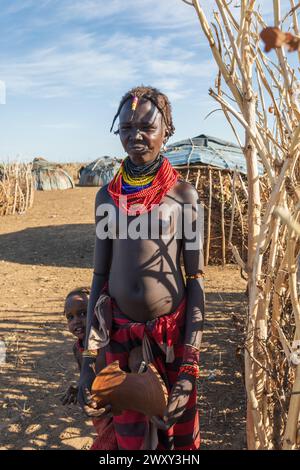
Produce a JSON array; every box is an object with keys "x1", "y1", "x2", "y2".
[
  {"x1": 82, "y1": 349, "x2": 98, "y2": 358},
  {"x1": 179, "y1": 364, "x2": 200, "y2": 379},
  {"x1": 185, "y1": 271, "x2": 205, "y2": 280}
]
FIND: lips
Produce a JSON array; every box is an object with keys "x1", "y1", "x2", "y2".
[
  {"x1": 129, "y1": 146, "x2": 149, "y2": 154},
  {"x1": 74, "y1": 327, "x2": 84, "y2": 335}
]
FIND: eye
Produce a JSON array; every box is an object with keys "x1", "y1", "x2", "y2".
[
  {"x1": 141, "y1": 125, "x2": 156, "y2": 132},
  {"x1": 66, "y1": 314, "x2": 73, "y2": 321},
  {"x1": 79, "y1": 311, "x2": 86, "y2": 318}
]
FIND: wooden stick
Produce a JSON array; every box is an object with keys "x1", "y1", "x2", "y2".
[
  {"x1": 229, "y1": 242, "x2": 246, "y2": 271},
  {"x1": 195, "y1": 169, "x2": 200, "y2": 190},
  {"x1": 235, "y1": 182, "x2": 246, "y2": 259},
  {"x1": 183, "y1": 0, "x2": 300, "y2": 449},
  {"x1": 205, "y1": 168, "x2": 212, "y2": 266},
  {"x1": 12, "y1": 166, "x2": 19, "y2": 215},
  {"x1": 228, "y1": 170, "x2": 236, "y2": 246},
  {"x1": 219, "y1": 170, "x2": 226, "y2": 266},
  {"x1": 275, "y1": 206, "x2": 300, "y2": 236},
  {"x1": 283, "y1": 228, "x2": 300, "y2": 449}
]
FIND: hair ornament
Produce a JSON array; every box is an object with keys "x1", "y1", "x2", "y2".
[{"x1": 131, "y1": 95, "x2": 139, "y2": 111}]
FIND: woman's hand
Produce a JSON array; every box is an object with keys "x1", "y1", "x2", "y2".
[
  {"x1": 164, "y1": 373, "x2": 194, "y2": 427},
  {"x1": 151, "y1": 373, "x2": 195, "y2": 430},
  {"x1": 78, "y1": 360, "x2": 112, "y2": 418}
]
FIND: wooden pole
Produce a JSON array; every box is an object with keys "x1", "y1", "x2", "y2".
[
  {"x1": 228, "y1": 170, "x2": 237, "y2": 246},
  {"x1": 195, "y1": 169, "x2": 201, "y2": 190},
  {"x1": 205, "y1": 168, "x2": 212, "y2": 266},
  {"x1": 219, "y1": 170, "x2": 226, "y2": 266},
  {"x1": 183, "y1": 0, "x2": 300, "y2": 449},
  {"x1": 283, "y1": 228, "x2": 300, "y2": 449},
  {"x1": 12, "y1": 165, "x2": 19, "y2": 215}
]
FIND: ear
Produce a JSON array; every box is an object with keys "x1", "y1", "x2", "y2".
[{"x1": 163, "y1": 129, "x2": 170, "y2": 143}]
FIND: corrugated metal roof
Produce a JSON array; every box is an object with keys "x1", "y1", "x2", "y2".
[{"x1": 164, "y1": 134, "x2": 264, "y2": 176}]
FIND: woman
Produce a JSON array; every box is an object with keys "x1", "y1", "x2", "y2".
[{"x1": 78, "y1": 86, "x2": 204, "y2": 450}]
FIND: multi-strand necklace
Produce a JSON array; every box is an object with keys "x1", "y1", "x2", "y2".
[
  {"x1": 121, "y1": 154, "x2": 163, "y2": 194},
  {"x1": 108, "y1": 155, "x2": 179, "y2": 215}
]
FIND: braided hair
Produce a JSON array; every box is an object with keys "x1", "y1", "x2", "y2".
[{"x1": 110, "y1": 85, "x2": 175, "y2": 139}]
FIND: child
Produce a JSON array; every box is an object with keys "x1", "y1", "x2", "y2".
[
  {"x1": 61, "y1": 287, "x2": 117, "y2": 450},
  {"x1": 60, "y1": 287, "x2": 89, "y2": 405}
]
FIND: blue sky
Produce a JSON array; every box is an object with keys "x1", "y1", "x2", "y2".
[{"x1": 0, "y1": 0, "x2": 295, "y2": 163}]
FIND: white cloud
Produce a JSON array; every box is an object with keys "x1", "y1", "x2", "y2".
[
  {"x1": 95, "y1": 0, "x2": 294, "y2": 29},
  {"x1": 0, "y1": 29, "x2": 213, "y2": 101},
  {"x1": 1, "y1": 38, "x2": 136, "y2": 97},
  {"x1": 5, "y1": 0, "x2": 288, "y2": 106},
  {"x1": 149, "y1": 58, "x2": 215, "y2": 77},
  {"x1": 59, "y1": 0, "x2": 197, "y2": 29}
]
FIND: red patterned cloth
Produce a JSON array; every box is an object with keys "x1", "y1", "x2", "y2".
[
  {"x1": 101, "y1": 288, "x2": 200, "y2": 450},
  {"x1": 74, "y1": 338, "x2": 84, "y2": 353},
  {"x1": 73, "y1": 340, "x2": 117, "y2": 450},
  {"x1": 90, "y1": 417, "x2": 118, "y2": 451}
]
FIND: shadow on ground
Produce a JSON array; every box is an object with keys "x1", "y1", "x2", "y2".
[
  {"x1": 0, "y1": 224, "x2": 94, "y2": 268},
  {"x1": 198, "y1": 289, "x2": 247, "y2": 450},
  {"x1": 0, "y1": 315, "x2": 95, "y2": 450}
]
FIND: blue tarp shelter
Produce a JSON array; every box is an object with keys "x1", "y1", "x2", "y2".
[{"x1": 164, "y1": 134, "x2": 264, "y2": 175}]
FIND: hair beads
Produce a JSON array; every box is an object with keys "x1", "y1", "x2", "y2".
[{"x1": 131, "y1": 96, "x2": 139, "y2": 112}]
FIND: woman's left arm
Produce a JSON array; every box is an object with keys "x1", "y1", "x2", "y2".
[
  {"x1": 182, "y1": 184, "x2": 205, "y2": 350},
  {"x1": 163, "y1": 184, "x2": 205, "y2": 428}
]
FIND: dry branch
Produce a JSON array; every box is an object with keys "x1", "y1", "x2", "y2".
[{"x1": 182, "y1": 0, "x2": 300, "y2": 450}]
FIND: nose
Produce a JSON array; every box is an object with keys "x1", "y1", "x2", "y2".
[{"x1": 131, "y1": 127, "x2": 143, "y2": 141}]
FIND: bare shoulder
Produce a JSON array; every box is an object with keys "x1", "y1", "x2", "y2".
[
  {"x1": 95, "y1": 184, "x2": 111, "y2": 205},
  {"x1": 173, "y1": 180, "x2": 199, "y2": 204}
]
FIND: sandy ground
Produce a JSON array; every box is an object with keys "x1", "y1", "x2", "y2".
[{"x1": 0, "y1": 187, "x2": 247, "y2": 450}]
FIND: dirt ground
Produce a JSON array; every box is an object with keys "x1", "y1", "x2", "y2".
[{"x1": 0, "y1": 186, "x2": 247, "y2": 450}]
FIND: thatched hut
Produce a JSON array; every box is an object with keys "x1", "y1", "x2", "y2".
[
  {"x1": 0, "y1": 163, "x2": 34, "y2": 216},
  {"x1": 32, "y1": 158, "x2": 74, "y2": 191},
  {"x1": 165, "y1": 134, "x2": 263, "y2": 265},
  {"x1": 78, "y1": 156, "x2": 121, "y2": 187}
]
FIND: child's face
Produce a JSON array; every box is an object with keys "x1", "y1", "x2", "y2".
[{"x1": 65, "y1": 294, "x2": 88, "y2": 340}]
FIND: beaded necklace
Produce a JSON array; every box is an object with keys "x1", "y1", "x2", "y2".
[
  {"x1": 108, "y1": 156, "x2": 179, "y2": 215},
  {"x1": 123, "y1": 154, "x2": 163, "y2": 178},
  {"x1": 120, "y1": 154, "x2": 163, "y2": 194}
]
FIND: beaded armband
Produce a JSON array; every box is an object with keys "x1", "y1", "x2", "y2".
[
  {"x1": 82, "y1": 349, "x2": 98, "y2": 358},
  {"x1": 179, "y1": 363, "x2": 200, "y2": 379},
  {"x1": 179, "y1": 344, "x2": 200, "y2": 379},
  {"x1": 185, "y1": 271, "x2": 205, "y2": 281}
]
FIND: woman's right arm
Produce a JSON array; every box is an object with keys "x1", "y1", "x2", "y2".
[{"x1": 77, "y1": 186, "x2": 113, "y2": 417}]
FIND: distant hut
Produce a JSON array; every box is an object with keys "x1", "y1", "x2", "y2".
[
  {"x1": 165, "y1": 134, "x2": 263, "y2": 266},
  {"x1": 79, "y1": 156, "x2": 121, "y2": 187},
  {"x1": 32, "y1": 158, "x2": 74, "y2": 191}
]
